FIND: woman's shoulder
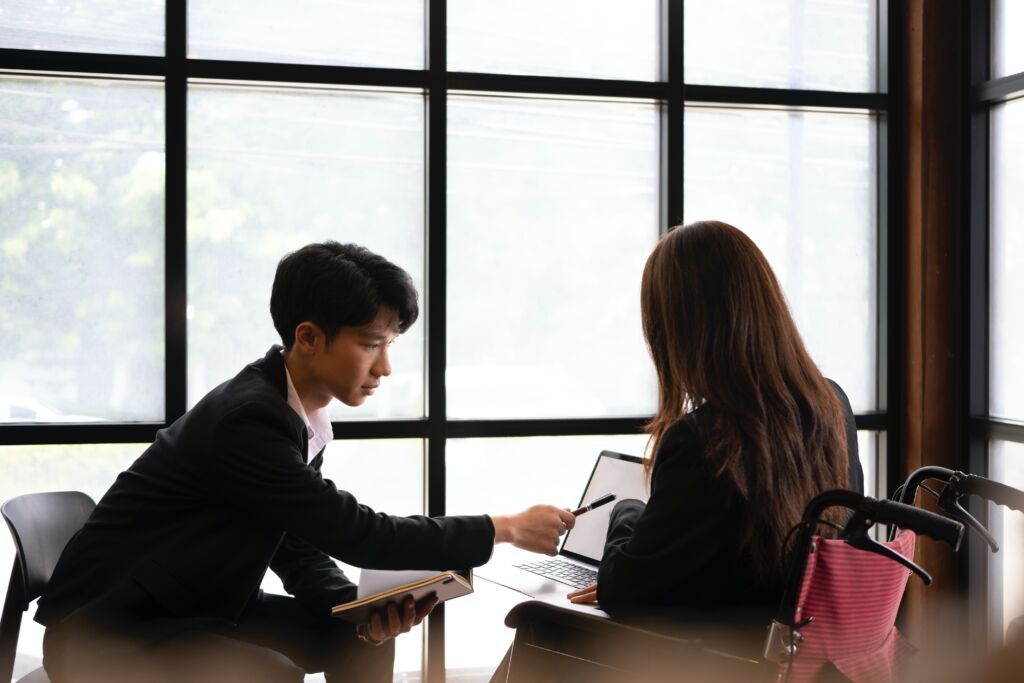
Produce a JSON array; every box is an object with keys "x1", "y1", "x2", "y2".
[
  {"x1": 824, "y1": 378, "x2": 853, "y2": 411},
  {"x1": 658, "y1": 411, "x2": 703, "y2": 448},
  {"x1": 651, "y1": 410, "x2": 712, "y2": 476}
]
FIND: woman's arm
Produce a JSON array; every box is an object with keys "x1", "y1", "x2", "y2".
[{"x1": 596, "y1": 427, "x2": 738, "y2": 614}]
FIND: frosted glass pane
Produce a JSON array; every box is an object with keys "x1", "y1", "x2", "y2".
[
  {"x1": 189, "y1": 0, "x2": 422, "y2": 69},
  {"x1": 447, "y1": 434, "x2": 650, "y2": 517},
  {"x1": 447, "y1": 96, "x2": 659, "y2": 419},
  {"x1": 0, "y1": 0, "x2": 163, "y2": 55},
  {"x1": 0, "y1": 76, "x2": 165, "y2": 423},
  {"x1": 0, "y1": 444, "x2": 146, "y2": 674},
  {"x1": 989, "y1": 441, "x2": 1024, "y2": 641},
  {"x1": 321, "y1": 439, "x2": 424, "y2": 518},
  {"x1": 684, "y1": 0, "x2": 878, "y2": 92},
  {"x1": 187, "y1": 85, "x2": 424, "y2": 420},
  {"x1": 448, "y1": 0, "x2": 659, "y2": 81},
  {"x1": 684, "y1": 107, "x2": 877, "y2": 412},
  {"x1": 991, "y1": 100, "x2": 1024, "y2": 421},
  {"x1": 858, "y1": 430, "x2": 876, "y2": 499},
  {"x1": 994, "y1": 0, "x2": 1024, "y2": 78},
  {"x1": 445, "y1": 434, "x2": 650, "y2": 677}
]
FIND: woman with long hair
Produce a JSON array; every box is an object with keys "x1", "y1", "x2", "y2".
[{"x1": 568, "y1": 220, "x2": 862, "y2": 622}]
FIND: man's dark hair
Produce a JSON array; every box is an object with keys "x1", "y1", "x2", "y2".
[{"x1": 270, "y1": 242, "x2": 419, "y2": 349}]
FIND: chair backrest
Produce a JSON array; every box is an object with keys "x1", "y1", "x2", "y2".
[
  {"x1": 1, "y1": 491, "x2": 95, "y2": 683},
  {"x1": 782, "y1": 529, "x2": 917, "y2": 683},
  {"x1": 2, "y1": 491, "x2": 95, "y2": 607}
]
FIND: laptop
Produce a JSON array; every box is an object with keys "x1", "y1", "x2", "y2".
[{"x1": 477, "y1": 450, "x2": 649, "y2": 598}]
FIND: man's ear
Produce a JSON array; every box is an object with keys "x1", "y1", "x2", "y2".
[{"x1": 292, "y1": 322, "x2": 322, "y2": 354}]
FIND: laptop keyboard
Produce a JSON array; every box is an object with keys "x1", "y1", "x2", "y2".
[{"x1": 514, "y1": 558, "x2": 598, "y2": 589}]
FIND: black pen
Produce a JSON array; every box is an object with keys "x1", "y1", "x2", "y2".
[{"x1": 571, "y1": 493, "x2": 616, "y2": 516}]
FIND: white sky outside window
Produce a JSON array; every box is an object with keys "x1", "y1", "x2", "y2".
[
  {"x1": 683, "y1": 106, "x2": 877, "y2": 413},
  {"x1": 447, "y1": 95, "x2": 659, "y2": 419},
  {"x1": 189, "y1": 0, "x2": 422, "y2": 68},
  {"x1": 684, "y1": 0, "x2": 878, "y2": 92},
  {"x1": 448, "y1": 0, "x2": 659, "y2": 81},
  {"x1": 186, "y1": 85, "x2": 424, "y2": 420},
  {"x1": 989, "y1": 441, "x2": 1024, "y2": 641},
  {"x1": 0, "y1": 0, "x2": 163, "y2": 55},
  {"x1": 990, "y1": 99, "x2": 1024, "y2": 421},
  {"x1": 993, "y1": 0, "x2": 1024, "y2": 79},
  {"x1": 0, "y1": 76, "x2": 165, "y2": 423},
  {"x1": 0, "y1": 444, "x2": 144, "y2": 678}
]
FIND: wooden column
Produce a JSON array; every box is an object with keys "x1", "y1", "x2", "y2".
[{"x1": 902, "y1": 0, "x2": 965, "y2": 651}]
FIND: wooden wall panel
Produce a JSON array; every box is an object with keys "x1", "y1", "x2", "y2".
[{"x1": 902, "y1": 0, "x2": 965, "y2": 652}]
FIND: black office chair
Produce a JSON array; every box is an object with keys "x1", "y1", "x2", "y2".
[{"x1": 1, "y1": 491, "x2": 95, "y2": 683}]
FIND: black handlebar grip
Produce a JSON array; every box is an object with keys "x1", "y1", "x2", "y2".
[
  {"x1": 959, "y1": 475, "x2": 1024, "y2": 513},
  {"x1": 868, "y1": 500, "x2": 965, "y2": 550}
]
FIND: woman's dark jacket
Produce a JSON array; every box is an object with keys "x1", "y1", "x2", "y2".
[{"x1": 597, "y1": 381, "x2": 863, "y2": 624}]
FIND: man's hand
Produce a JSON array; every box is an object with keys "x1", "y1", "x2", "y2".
[
  {"x1": 492, "y1": 505, "x2": 576, "y2": 555},
  {"x1": 359, "y1": 594, "x2": 439, "y2": 645},
  {"x1": 567, "y1": 582, "x2": 598, "y2": 604}
]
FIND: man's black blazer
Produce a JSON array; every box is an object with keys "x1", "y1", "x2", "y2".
[{"x1": 36, "y1": 346, "x2": 494, "y2": 630}]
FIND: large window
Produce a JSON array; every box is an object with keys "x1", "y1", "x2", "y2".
[
  {"x1": 0, "y1": 2, "x2": 894, "y2": 680},
  {"x1": 968, "y1": 0, "x2": 1024, "y2": 644}
]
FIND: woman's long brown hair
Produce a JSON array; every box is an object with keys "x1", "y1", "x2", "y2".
[{"x1": 641, "y1": 221, "x2": 849, "y2": 584}]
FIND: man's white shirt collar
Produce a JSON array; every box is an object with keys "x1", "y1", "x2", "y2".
[{"x1": 282, "y1": 356, "x2": 334, "y2": 458}]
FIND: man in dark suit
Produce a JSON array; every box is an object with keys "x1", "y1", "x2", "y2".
[{"x1": 36, "y1": 242, "x2": 575, "y2": 683}]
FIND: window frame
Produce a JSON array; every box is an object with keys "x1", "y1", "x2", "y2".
[
  {"x1": 0, "y1": 1, "x2": 899, "y2": 679},
  {"x1": 965, "y1": 0, "x2": 1024, "y2": 646}
]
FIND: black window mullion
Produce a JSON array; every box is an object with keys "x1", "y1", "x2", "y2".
[
  {"x1": 0, "y1": 47, "x2": 165, "y2": 75},
  {"x1": 665, "y1": 0, "x2": 683, "y2": 230},
  {"x1": 0, "y1": 424, "x2": 163, "y2": 445},
  {"x1": 966, "y1": 0, "x2": 994, "y2": 648},
  {"x1": 165, "y1": 0, "x2": 188, "y2": 423},
  {"x1": 971, "y1": 418, "x2": 1024, "y2": 444},
  {"x1": 425, "y1": 1, "x2": 448, "y2": 681},
  {"x1": 974, "y1": 72, "x2": 1024, "y2": 105},
  {"x1": 187, "y1": 59, "x2": 426, "y2": 89},
  {"x1": 682, "y1": 85, "x2": 885, "y2": 110}
]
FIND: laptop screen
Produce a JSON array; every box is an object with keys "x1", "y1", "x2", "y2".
[{"x1": 560, "y1": 451, "x2": 649, "y2": 564}]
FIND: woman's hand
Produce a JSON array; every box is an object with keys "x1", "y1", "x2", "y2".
[{"x1": 567, "y1": 582, "x2": 598, "y2": 604}]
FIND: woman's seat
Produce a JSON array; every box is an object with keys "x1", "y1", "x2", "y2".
[{"x1": 501, "y1": 600, "x2": 773, "y2": 683}]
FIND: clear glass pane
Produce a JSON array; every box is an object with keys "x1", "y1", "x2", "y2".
[
  {"x1": 683, "y1": 106, "x2": 877, "y2": 412},
  {"x1": 188, "y1": 0, "x2": 423, "y2": 69},
  {"x1": 258, "y1": 439, "x2": 424, "y2": 681},
  {"x1": 448, "y1": 0, "x2": 659, "y2": 81},
  {"x1": 445, "y1": 434, "x2": 650, "y2": 676},
  {"x1": 989, "y1": 441, "x2": 1024, "y2": 640},
  {"x1": 0, "y1": 444, "x2": 147, "y2": 673},
  {"x1": 187, "y1": 85, "x2": 424, "y2": 420},
  {"x1": 991, "y1": 99, "x2": 1024, "y2": 421},
  {"x1": 993, "y1": 0, "x2": 1024, "y2": 79},
  {"x1": 447, "y1": 95, "x2": 659, "y2": 419},
  {"x1": 0, "y1": 0, "x2": 163, "y2": 55},
  {"x1": 0, "y1": 76, "x2": 165, "y2": 423},
  {"x1": 858, "y1": 430, "x2": 877, "y2": 499},
  {"x1": 684, "y1": 0, "x2": 878, "y2": 92}
]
